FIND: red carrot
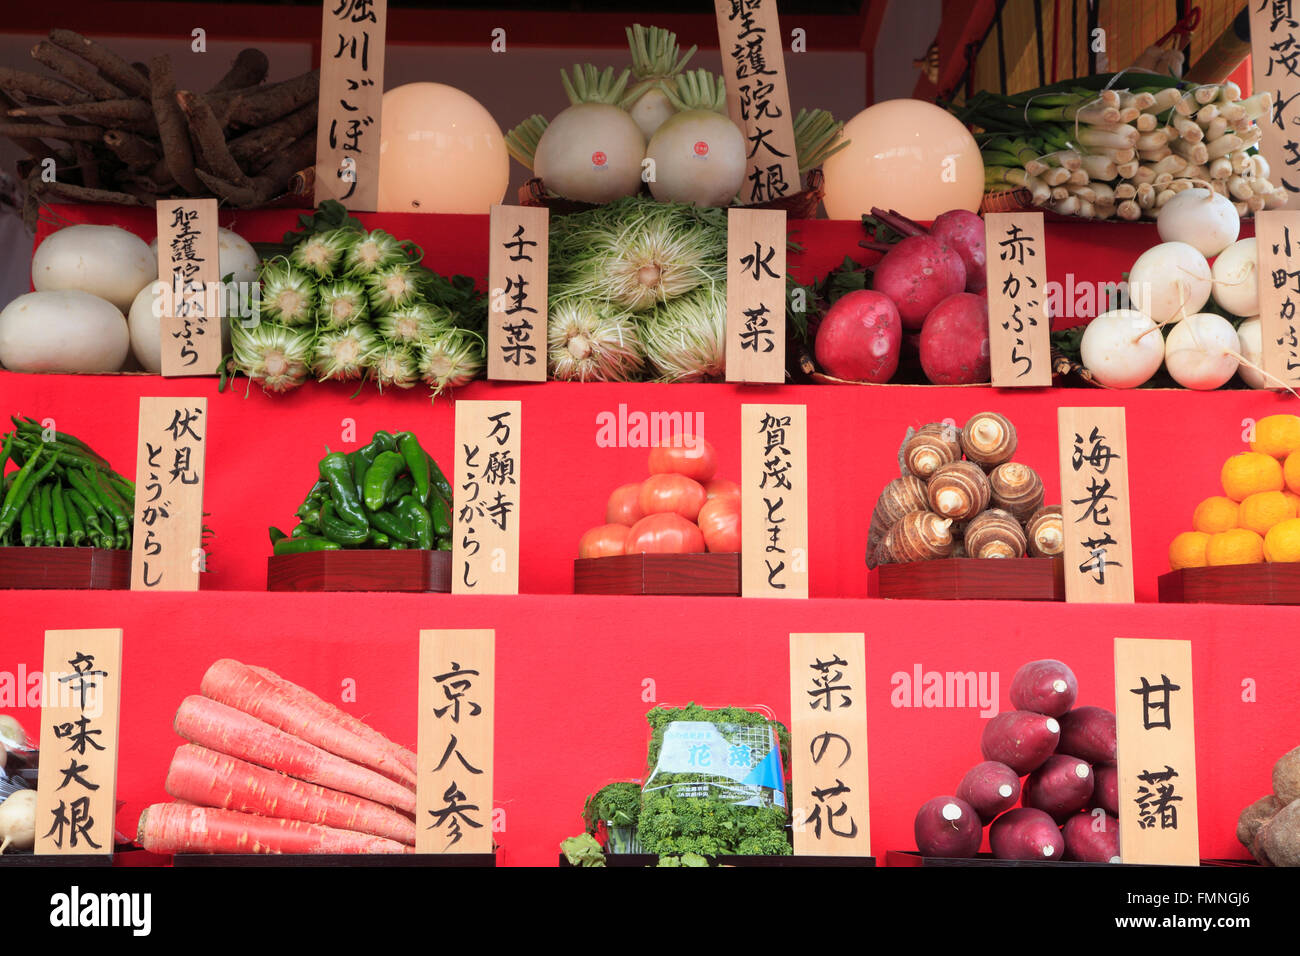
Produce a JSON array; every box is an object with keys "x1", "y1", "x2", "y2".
[
  {"x1": 173, "y1": 695, "x2": 415, "y2": 814},
  {"x1": 200, "y1": 659, "x2": 417, "y2": 788},
  {"x1": 137, "y1": 803, "x2": 412, "y2": 855},
  {"x1": 165, "y1": 744, "x2": 415, "y2": 845}
]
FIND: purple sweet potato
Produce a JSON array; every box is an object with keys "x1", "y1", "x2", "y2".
[
  {"x1": 989, "y1": 807, "x2": 1065, "y2": 861},
  {"x1": 1009, "y1": 659, "x2": 1078, "y2": 717},
  {"x1": 1056, "y1": 706, "x2": 1117, "y2": 764},
  {"x1": 1062, "y1": 811, "x2": 1121, "y2": 863},
  {"x1": 1022, "y1": 754, "x2": 1094, "y2": 822},
  {"x1": 957, "y1": 761, "x2": 1022, "y2": 824},
  {"x1": 914, "y1": 795, "x2": 982, "y2": 859},
  {"x1": 980, "y1": 710, "x2": 1061, "y2": 775},
  {"x1": 1089, "y1": 762, "x2": 1119, "y2": 817}
]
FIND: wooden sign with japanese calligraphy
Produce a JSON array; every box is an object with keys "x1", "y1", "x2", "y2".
[
  {"x1": 416, "y1": 629, "x2": 494, "y2": 854},
  {"x1": 156, "y1": 198, "x2": 221, "y2": 378},
  {"x1": 714, "y1": 0, "x2": 800, "y2": 205},
  {"x1": 788, "y1": 633, "x2": 870, "y2": 857},
  {"x1": 1251, "y1": 5, "x2": 1299, "y2": 207},
  {"x1": 314, "y1": 0, "x2": 387, "y2": 210},
  {"x1": 1253, "y1": 211, "x2": 1300, "y2": 391},
  {"x1": 1057, "y1": 407, "x2": 1135, "y2": 603},
  {"x1": 985, "y1": 212, "x2": 1051, "y2": 388},
  {"x1": 129, "y1": 397, "x2": 207, "y2": 592},
  {"x1": 34, "y1": 629, "x2": 123, "y2": 855},
  {"x1": 452, "y1": 401, "x2": 521, "y2": 595},
  {"x1": 1114, "y1": 638, "x2": 1200, "y2": 866},
  {"x1": 487, "y1": 205, "x2": 549, "y2": 382},
  {"x1": 740, "y1": 403, "x2": 808, "y2": 598},
  {"x1": 725, "y1": 208, "x2": 787, "y2": 383}
]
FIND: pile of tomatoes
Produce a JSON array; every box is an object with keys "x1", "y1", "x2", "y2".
[{"x1": 578, "y1": 437, "x2": 741, "y2": 558}]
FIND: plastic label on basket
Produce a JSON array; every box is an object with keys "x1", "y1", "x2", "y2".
[{"x1": 645, "y1": 721, "x2": 786, "y2": 809}]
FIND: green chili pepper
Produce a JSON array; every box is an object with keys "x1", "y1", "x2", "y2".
[
  {"x1": 66, "y1": 490, "x2": 85, "y2": 547},
  {"x1": 367, "y1": 529, "x2": 391, "y2": 548},
  {"x1": 319, "y1": 452, "x2": 368, "y2": 528},
  {"x1": 38, "y1": 483, "x2": 55, "y2": 547},
  {"x1": 115, "y1": 531, "x2": 129, "y2": 550},
  {"x1": 90, "y1": 470, "x2": 131, "y2": 533},
  {"x1": 390, "y1": 540, "x2": 408, "y2": 550},
  {"x1": 51, "y1": 483, "x2": 68, "y2": 547},
  {"x1": 0, "y1": 432, "x2": 13, "y2": 477},
  {"x1": 393, "y1": 495, "x2": 434, "y2": 549},
  {"x1": 369, "y1": 508, "x2": 418, "y2": 544},
  {"x1": 436, "y1": 537, "x2": 452, "y2": 552},
  {"x1": 269, "y1": 526, "x2": 289, "y2": 545},
  {"x1": 369, "y1": 430, "x2": 397, "y2": 453},
  {"x1": 384, "y1": 474, "x2": 414, "y2": 507},
  {"x1": 429, "y1": 495, "x2": 452, "y2": 538},
  {"x1": 19, "y1": 499, "x2": 36, "y2": 547},
  {"x1": 395, "y1": 432, "x2": 431, "y2": 505},
  {"x1": 274, "y1": 536, "x2": 342, "y2": 555},
  {"x1": 0, "y1": 443, "x2": 44, "y2": 537},
  {"x1": 363, "y1": 451, "x2": 406, "y2": 512},
  {"x1": 429, "y1": 453, "x2": 452, "y2": 506},
  {"x1": 321, "y1": 501, "x2": 371, "y2": 546},
  {"x1": 64, "y1": 489, "x2": 103, "y2": 538},
  {"x1": 291, "y1": 523, "x2": 315, "y2": 538}
]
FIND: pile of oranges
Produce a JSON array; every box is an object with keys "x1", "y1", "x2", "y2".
[{"x1": 1169, "y1": 415, "x2": 1300, "y2": 569}]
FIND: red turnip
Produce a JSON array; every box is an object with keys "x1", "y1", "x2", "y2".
[
  {"x1": 930, "y1": 210, "x2": 987, "y2": 293},
  {"x1": 871, "y1": 235, "x2": 966, "y2": 330},
  {"x1": 813, "y1": 289, "x2": 901, "y2": 383},
  {"x1": 919, "y1": 292, "x2": 990, "y2": 385}
]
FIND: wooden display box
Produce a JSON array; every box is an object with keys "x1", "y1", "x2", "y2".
[
  {"x1": 0, "y1": 546, "x2": 130, "y2": 589},
  {"x1": 870, "y1": 557, "x2": 1065, "y2": 601},
  {"x1": 267, "y1": 550, "x2": 452, "y2": 592},
  {"x1": 1158, "y1": 565, "x2": 1300, "y2": 604},
  {"x1": 560, "y1": 852, "x2": 874, "y2": 867},
  {"x1": 574, "y1": 553, "x2": 741, "y2": 596},
  {"x1": 173, "y1": 851, "x2": 496, "y2": 867}
]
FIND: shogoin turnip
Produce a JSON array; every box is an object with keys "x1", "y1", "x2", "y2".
[
  {"x1": 871, "y1": 235, "x2": 967, "y2": 330},
  {"x1": 1164, "y1": 312, "x2": 1242, "y2": 390},
  {"x1": 813, "y1": 290, "x2": 901, "y2": 383},
  {"x1": 1127, "y1": 242, "x2": 1212, "y2": 325},
  {"x1": 1079, "y1": 309, "x2": 1165, "y2": 388},
  {"x1": 919, "y1": 292, "x2": 990, "y2": 385}
]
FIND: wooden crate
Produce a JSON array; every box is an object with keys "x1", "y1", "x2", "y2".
[
  {"x1": 1158, "y1": 564, "x2": 1300, "y2": 604},
  {"x1": 267, "y1": 550, "x2": 452, "y2": 592},
  {"x1": 0, "y1": 547, "x2": 129, "y2": 589},
  {"x1": 871, "y1": 557, "x2": 1065, "y2": 601},
  {"x1": 574, "y1": 553, "x2": 741, "y2": 596}
]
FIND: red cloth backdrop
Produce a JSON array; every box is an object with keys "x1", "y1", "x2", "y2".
[{"x1": 0, "y1": 206, "x2": 1289, "y2": 866}]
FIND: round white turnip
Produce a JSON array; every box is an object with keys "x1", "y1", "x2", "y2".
[
  {"x1": 534, "y1": 103, "x2": 646, "y2": 203},
  {"x1": 1211, "y1": 237, "x2": 1258, "y2": 318},
  {"x1": 32, "y1": 224, "x2": 154, "y2": 313},
  {"x1": 813, "y1": 290, "x2": 901, "y2": 383},
  {"x1": 1164, "y1": 312, "x2": 1241, "y2": 390},
  {"x1": 1127, "y1": 242, "x2": 1212, "y2": 325},
  {"x1": 918, "y1": 292, "x2": 989, "y2": 385},
  {"x1": 645, "y1": 110, "x2": 745, "y2": 206},
  {"x1": 1156, "y1": 188, "x2": 1240, "y2": 258},
  {"x1": 872, "y1": 235, "x2": 967, "y2": 330},
  {"x1": 0, "y1": 290, "x2": 130, "y2": 374},
  {"x1": 1079, "y1": 309, "x2": 1166, "y2": 388},
  {"x1": 1236, "y1": 317, "x2": 1268, "y2": 389}
]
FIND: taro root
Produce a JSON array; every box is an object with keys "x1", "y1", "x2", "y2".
[
  {"x1": 926, "y1": 461, "x2": 991, "y2": 522},
  {"x1": 964, "y1": 508, "x2": 1027, "y2": 559},
  {"x1": 866, "y1": 475, "x2": 929, "y2": 568},
  {"x1": 1026, "y1": 505, "x2": 1065, "y2": 558},
  {"x1": 902, "y1": 423, "x2": 961, "y2": 479},
  {"x1": 879, "y1": 510, "x2": 955, "y2": 564},
  {"x1": 961, "y1": 411, "x2": 1018, "y2": 469}
]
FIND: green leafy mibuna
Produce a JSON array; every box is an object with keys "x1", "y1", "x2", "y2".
[
  {"x1": 313, "y1": 324, "x2": 380, "y2": 382},
  {"x1": 375, "y1": 302, "x2": 453, "y2": 346},
  {"x1": 369, "y1": 343, "x2": 419, "y2": 391},
  {"x1": 637, "y1": 281, "x2": 727, "y2": 382},
  {"x1": 344, "y1": 228, "x2": 408, "y2": 277},
  {"x1": 547, "y1": 298, "x2": 645, "y2": 382},
  {"x1": 417, "y1": 327, "x2": 485, "y2": 396},
  {"x1": 256, "y1": 259, "x2": 317, "y2": 327},
  {"x1": 289, "y1": 227, "x2": 355, "y2": 279},
  {"x1": 365, "y1": 263, "x2": 422, "y2": 312},
  {"x1": 229, "y1": 321, "x2": 314, "y2": 393},
  {"x1": 638, "y1": 703, "x2": 792, "y2": 858},
  {"x1": 252, "y1": 199, "x2": 364, "y2": 261},
  {"x1": 317, "y1": 279, "x2": 369, "y2": 328}
]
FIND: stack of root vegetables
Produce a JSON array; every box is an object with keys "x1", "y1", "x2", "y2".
[
  {"x1": 1238, "y1": 746, "x2": 1300, "y2": 866},
  {"x1": 959, "y1": 76, "x2": 1283, "y2": 220},
  {"x1": 867, "y1": 412, "x2": 1063, "y2": 568},
  {"x1": 0, "y1": 30, "x2": 317, "y2": 223},
  {"x1": 138, "y1": 659, "x2": 417, "y2": 855},
  {"x1": 915, "y1": 659, "x2": 1120, "y2": 862}
]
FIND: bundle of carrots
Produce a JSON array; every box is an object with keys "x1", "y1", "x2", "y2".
[
  {"x1": 0, "y1": 30, "x2": 318, "y2": 226},
  {"x1": 138, "y1": 659, "x2": 418, "y2": 856}
]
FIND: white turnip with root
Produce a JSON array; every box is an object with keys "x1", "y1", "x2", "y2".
[
  {"x1": 1127, "y1": 242, "x2": 1212, "y2": 325},
  {"x1": 1237, "y1": 317, "x2": 1267, "y2": 389},
  {"x1": 1164, "y1": 312, "x2": 1241, "y2": 390},
  {"x1": 1211, "y1": 237, "x2": 1258, "y2": 317},
  {"x1": 1079, "y1": 309, "x2": 1165, "y2": 388}
]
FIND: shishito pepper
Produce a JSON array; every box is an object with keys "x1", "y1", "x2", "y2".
[
  {"x1": 369, "y1": 508, "x2": 419, "y2": 544},
  {"x1": 364, "y1": 451, "x2": 406, "y2": 512},
  {"x1": 429, "y1": 495, "x2": 452, "y2": 538},
  {"x1": 385, "y1": 475, "x2": 414, "y2": 507},
  {"x1": 319, "y1": 452, "x2": 368, "y2": 528},
  {"x1": 428, "y1": 453, "x2": 452, "y2": 506},
  {"x1": 274, "y1": 536, "x2": 342, "y2": 555},
  {"x1": 393, "y1": 495, "x2": 434, "y2": 549},
  {"x1": 321, "y1": 502, "x2": 372, "y2": 546},
  {"x1": 396, "y1": 432, "x2": 431, "y2": 505}
]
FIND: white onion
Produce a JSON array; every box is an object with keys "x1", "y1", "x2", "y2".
[
  {"x1": 646, "y1": 110, "x2": 746, "y2": 206},
  {"x1": 534, "y1": 103, "x2": 646, "y2": 203},
  {"x1": 1156, "y1": 188, "x2": 1240, "y2": 258},
  {"x1": 1211, "y1": 237, "x2": 1258, "y2": 317},
  {"x1": 1127, "y1": 241, "x2": 1212, "y2": 325},
  {"x1": 1236, "y1": 317, "x2": 1269, "y2": 388},
  {"x1": 1164, "y1": 312, "x2": 1241, "y2": 390},
  {"x1": 0, "y1": 290, "x2": 129, "y2": 373},
  {"x1": 32, "y1": 224, "x2": 153, "y2": 313},
  {"x1": 1080, "y1": 309, "x2": 1166, "y2": 388}
]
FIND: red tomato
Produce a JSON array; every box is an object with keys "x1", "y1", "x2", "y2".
[
  {"x1": 697, "y1": 496, "x2": 740, "y2": 553},
  {"x1": 605, "y1": 482, "x2": 644, "y2": 526},
  {"x1": 627, "y1": 513, "x2": 705, "y2": 554},
  {"x1": 638, "y1": 473, "x2": 707, "y2": 523},
  {"x1": 578, "y1": 524, "x2": 631, "y2": 559},
  {"x1": 703, "y1": 478, "x2": 740, "y2": 500},
  {"x1": 648, "y1": 436, "x2": 718, "y2": 482}
]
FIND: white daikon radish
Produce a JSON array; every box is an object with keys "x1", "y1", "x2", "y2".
[
  {"x1": 1127, "y1": 241, "x2": 1212, "y2": 325},
  {"x1": 1211, "y1": 238, "x2": 1258, "y2": 317},
  {"x1": 0, "y1": 290, "x2": 129, "y2": 373},
  {"x1": 1155, "y1": 188, "x2": 1240, "y2": 257},
  {"x1": 0, "y1": 790, "x2": 36, "y2": 853},
  {"x1": 1080, "y1": 309, "x2": 1166, "y2": 388},
  {"x1": 32, "y1": 224, "x2": 153, "y2": 313},
  {"x1": 1237, "y1": 317, "x2": 1268, "y2": 388},
  {"x1": 534, "y1": 103, "x2": 646, "y2": 204},
  {"x1": 1164, "y1": 312, "x2": 1241, "y2": 390}
]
